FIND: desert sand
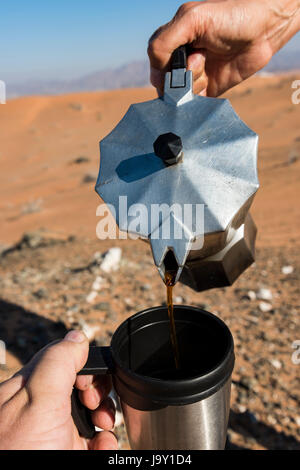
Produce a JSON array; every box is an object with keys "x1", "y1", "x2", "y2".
[{"x1": 0, "y1": 74, "x2": 300, "y2": 247}]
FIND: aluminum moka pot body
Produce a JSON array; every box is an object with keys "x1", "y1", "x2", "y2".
[{"x1": 96, "y1": 47, "x2": 259, "y2": 291}]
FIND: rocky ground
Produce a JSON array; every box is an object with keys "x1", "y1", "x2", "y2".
[{"x1": 0, "y1": 230, "x2": 299, "y2": 450}]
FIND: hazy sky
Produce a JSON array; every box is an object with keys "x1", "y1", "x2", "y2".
[{"x1": 1, "y1": 0, "x2": 300, "y2": 84}]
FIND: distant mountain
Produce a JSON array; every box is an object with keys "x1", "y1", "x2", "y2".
[
  {"x1": 263, "y1": 48, "x2": 300, "y2": 73},
  {"x1": 7, "y1": 61, "x2": 150, "y2": 98},
  {"x1": 7, "y1": 49, "x2": 300, "y2": 98}
]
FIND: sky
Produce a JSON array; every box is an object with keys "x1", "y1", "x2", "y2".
[{"x1": 1, "y1": 0, "x2": 300, "y2": 84}]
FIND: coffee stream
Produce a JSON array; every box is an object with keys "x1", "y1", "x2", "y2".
[{"x1": 165, "y1": 271, "x2": 180, "y2": 370}]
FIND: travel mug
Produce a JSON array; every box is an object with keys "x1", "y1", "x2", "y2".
[{"x1": 72, "y1": 305, "x2": 235, "y2": 450}]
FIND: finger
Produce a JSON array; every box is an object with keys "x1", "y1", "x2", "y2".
[
  {"x1": 25, "y1": 330, "x2": 89, "y2": 405},
  {"x1": 0, "y1": 340, "x2": 62, "y2": 403},
  {"x1": 187, "y1": 50, "x2": 206, "y2": 81},
  {"x1": 189, "y1": 51, "x2": 208, "y2": 96},
  {"x1": 148, "y1": 3, "x2": 205, "y2": 71},
  {"x1": 75, "y1": 373, "x2": 111, "y2": 392},
  {"x1": 78, "y1": 375, "x2": 111, "y2": 411},
  {"x1": 193, "y1": 73, "x2": 209, "y2": 96},
  {"x1": 75, "y1": 374, "x2": 94, "y2": 391},
  {"x1": 150, "y1": 67, "x2": 165, "y2": 96},
  {"x1": 89, "y1": 431, "x2": 118, "y2": 451},
  {"x1": 91, "y1": 397, "x2": 115, "y2": 430}
]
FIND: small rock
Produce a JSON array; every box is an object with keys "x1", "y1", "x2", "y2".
[
  {"x1": 237, "y1": 404, "x2": 247, "y2": 413},
  {"x1": 62, "y1": 294, "x2": 71, "y2": 303},
  {"x1": 267, "y1": 414, "x2": 277, "y2": 426},
  {"x1": 92, "y1": 276, "x2": 106, "y2": 291},
  {"x1": 82, "y1": 172, "x2": 98, "y2": 184},
  {"x1": 237, "y1": 389, "x2": 248, "y2": 404},
  {"x1": 21, "y1": 198, "x2": 43, "y2": 215},
  {"x1": 69, "y1": 102, "x2": 83, "y2": 111},
  {"x1": 68, "y1": 305, "x2": 79, "y2": 313},
  {"x1": 86, "y1": 291, "x2": 98, "y2": 304},
  {"x1": 22, "y1": 231, "x2": 43, "y2": 249},
  {"x1": 197, "y1": 303, "x2": 210, "y2": 310},
  {"x1": 259, "y1": 302, "x2": 273, "y2": 313},
  {"x1": 240, "y1": 376, "x2": 257, "y2": 390},
  {"x1": 33, "y1": 288, "x2": 48, "y2": 299},
  {"x1": 140, "y1": 283, "x2": 151, "y2": 292},
  {"x1": 0, "y1": 244, "x2": 9, "y2": 256},
  {"x1": 257, "y1": 288, "x2": 273, "y2": 301},
  {"x1": 107, "y1": 330, "x2": 114, "y2": 339},
  {"x1": 106, "y1": 310, "x2": 118, "y2": 321},
  {"x1": 124, "y1": 298, "x2": 134, "y2": 307},
  {"x1": 248, "y1": 315, "x2": 258, "y2": 323},
  {"x1": 294, "y1": 416, "x2": 300, "y2": 426},
  {"x1": 66, "y1": 307, "x2": 76, "y2": 319},
  {"x1": 83, "y1": 324, "x2": 101, "y2": 341},
  {"x1": 76, "y1": 320, "x2": 100, "y2": 341},
  {"x1": 66, "y1": 315, "x2": 75, "y2": 324},
  {"x1": 270, "y1": 359, "x2": 282, "y2": 370},
  {"x1": 282, "y1": 416, "x2": 291, "y2": 426},
  {"x1": 3, "y1": 230, "x2": 69, "y2": 255},
  {"x1": 93, "y1": 252, "x2": 102, "y2": 263},
  {"x1": 94, "y1": 302, "x2": 110, "y2": 311},
  {"x1": 281, "y1": 265, "x2": 294, "y2": 275},
  {"x1": 100, "y1": 248, "x2": 122, "y2": 273},
  {"x1": 72, "y1": 156, "x2": 90, "y2": 164},
  {"x1": 247, "y1": 290, "x2": 256, "y2": 301}
]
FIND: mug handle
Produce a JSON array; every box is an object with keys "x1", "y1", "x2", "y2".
[{"x1": 71, "y1": 346, "x2": 113, "y2": 439}]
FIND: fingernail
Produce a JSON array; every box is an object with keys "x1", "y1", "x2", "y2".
[
  {"x1": 64, "y1": 330, "x2": 86, "y2": 343},
  {"x1": 82, "y1": 376, "x2": 93, "y2": 389}
]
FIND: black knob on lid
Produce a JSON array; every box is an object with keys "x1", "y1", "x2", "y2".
[{"x1": 153, "y1": 133, "x2": 183, "y2": 166}]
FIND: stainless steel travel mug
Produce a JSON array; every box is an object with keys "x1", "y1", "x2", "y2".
[{"x1": 72, "y1": 306, "x2": 235, "y2": 450}]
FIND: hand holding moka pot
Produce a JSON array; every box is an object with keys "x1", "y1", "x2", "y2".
[{"x1": 96, "y1": 46, "x2": 259, "y2": 291}]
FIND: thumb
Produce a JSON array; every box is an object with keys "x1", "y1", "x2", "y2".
[{"x1": 24, "y1": 330, "x2": 89, "y2": 404}]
